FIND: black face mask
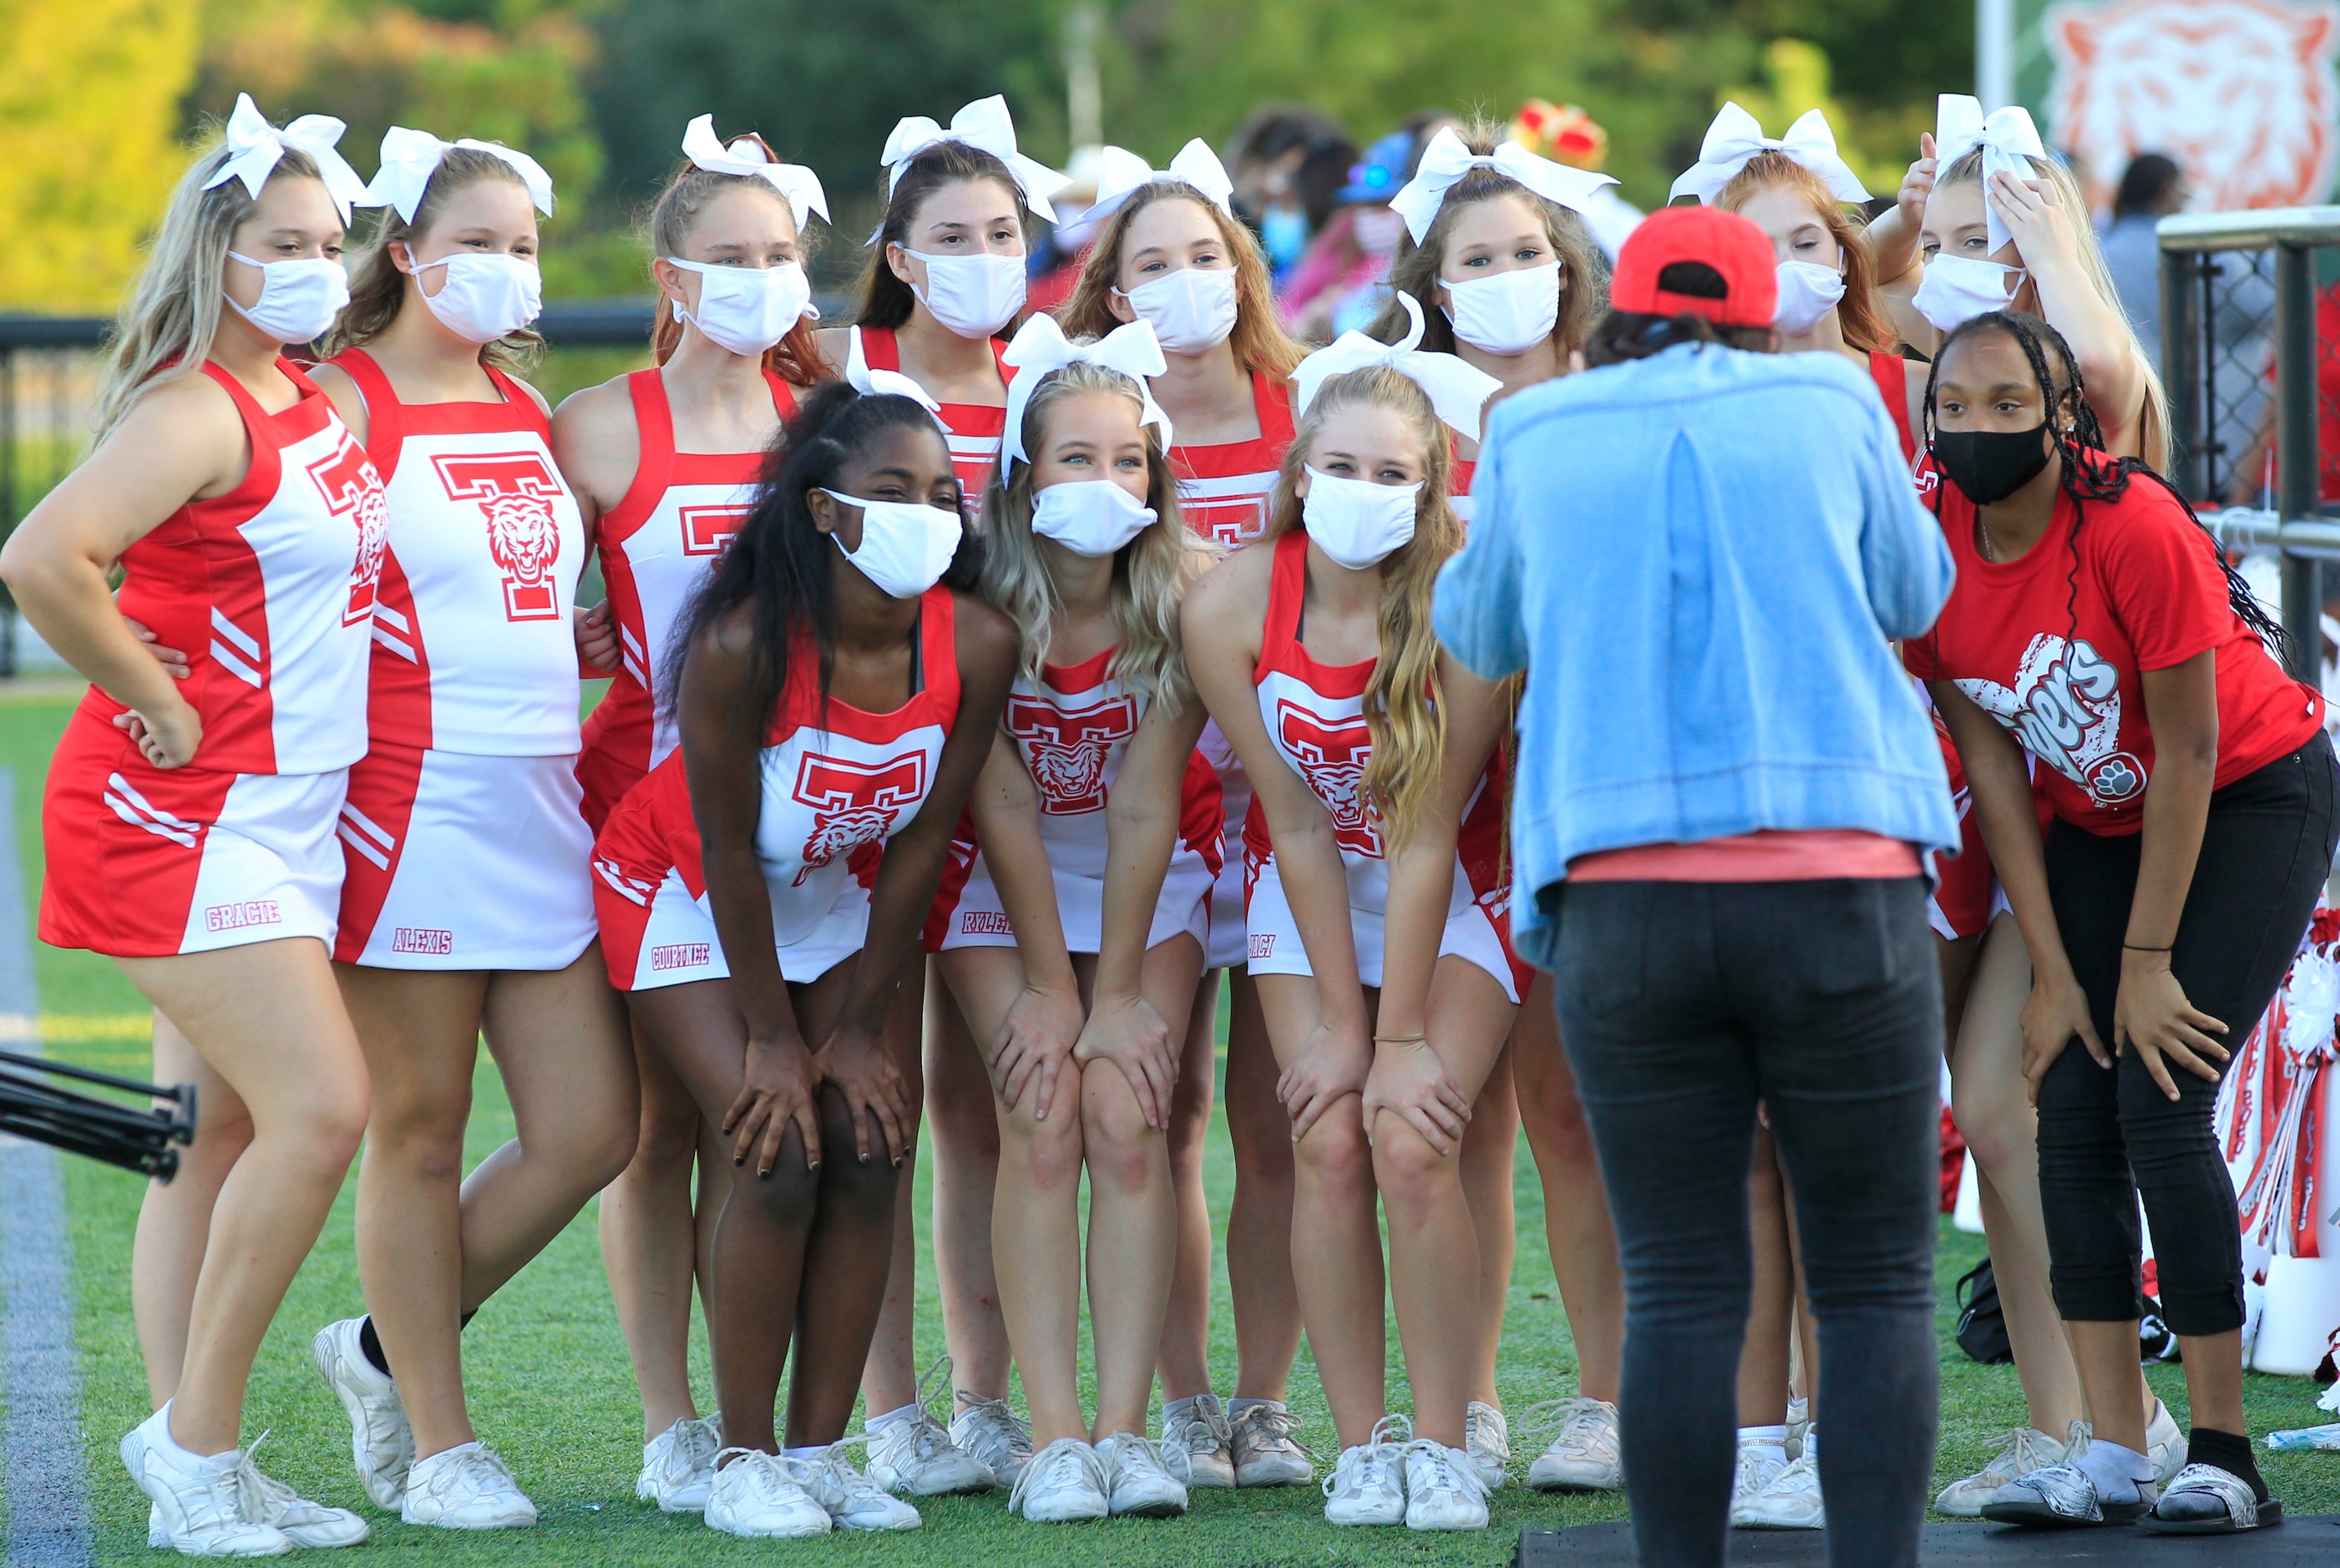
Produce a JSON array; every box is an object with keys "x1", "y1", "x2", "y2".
[{"x1": 1932, "y1": 422, "x2": 2053, "y2": 506}]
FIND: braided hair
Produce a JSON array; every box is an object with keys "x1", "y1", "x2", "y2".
[{"x1": 1917, "y1": 310, "x2": 2286, "y2": 682}]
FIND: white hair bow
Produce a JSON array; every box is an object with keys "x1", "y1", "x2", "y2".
[
  {"x1": 1289, "y1": 294, "x2": 1502, "y2": 439},
  {"x1": 680, "y1": 114, "x2": 828, "y2": 231},
  {"x1": 879, "y1": 95, "x2": 1071, "y2": 223},
  {"x1": 1390, "y1": 127, "x2": 1619, "y2": 244},
  {"x1": 846, "y1": 363, "x2": 945, "y2": 414},
  {"x1": 364, "y1": 125, "x2": 555, "y2": 225},
  {"x1": 1668, "y1": 102, "x2": 1871, "y2": 207},
  {"x1": 1086, "y1": 139, "x2": 1237, "y2": 226},
  {"x1": 999, "y1": 315, "x2": 1172, "y2": 478},
  {"x1": 1935, "y1": 94, "x2": 2048, "y2": 255},
  {"x1": 202, "y1": 93, "x2": 372, "y2": 224}
]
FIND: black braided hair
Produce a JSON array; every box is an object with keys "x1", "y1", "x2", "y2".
[{"x1": 1916, "y1": 309, "x2": 2287, "y2": 684}]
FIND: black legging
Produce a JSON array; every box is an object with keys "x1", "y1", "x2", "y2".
[{"x1": 2037, "y1": 736, "x2": 2340, "y2": 1333}]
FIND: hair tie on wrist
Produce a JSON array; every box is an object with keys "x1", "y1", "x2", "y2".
[
  {"x1": 1373, "y1": 1032, "x2": 1428, "y2": 1044},
  {"x1": 2123, "y1": 943, "x2": 2174, "y2": 953}
]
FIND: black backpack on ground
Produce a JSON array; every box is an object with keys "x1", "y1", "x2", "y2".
[{"x1": 1955, "y1": 1256, "x2": 2013, "y2": 1364}]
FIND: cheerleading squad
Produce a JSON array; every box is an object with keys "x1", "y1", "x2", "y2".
[{"x1": 1, "y1": 83, "x2": 2320, "y2": 1558}]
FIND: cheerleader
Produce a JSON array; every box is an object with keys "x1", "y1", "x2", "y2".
[
  {"x1": 298, "y1": 128, "x2": 637, "y2": 1529},
  {"x1": 1054, "y1": 139, "x2": 1314, "y2": 1488},
  {"x1": 1917, "y1": 311, "x2": 2335, "y2": 1535},
  {"x1": 1374, "y1": 119, "x2": 1618, "y2": 1495},
  {"x1": 3, "y1": 96, "x2": 376, "y2": 1554},
  {"x1": 811, "y1": 96, "x2": 1068, "y2": 1483},
  {"x1": 590, "y1": 383, "x2": 1016, "y2": 1538},
  {"x1": 927, "y1": 316, "x2": 1221, "y2": 1520},
  {"x1": 1183, "y1": 337, "x2": 1521, "y2": 1531}
]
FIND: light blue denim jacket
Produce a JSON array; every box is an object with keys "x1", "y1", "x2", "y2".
[{"x1": 1432, "y1": 343, "x2": 1960, "y2": 957}]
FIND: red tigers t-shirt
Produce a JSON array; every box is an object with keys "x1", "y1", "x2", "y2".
[{"x1": 1905, "y1": 453, "x2": 2322, "y2": 834}]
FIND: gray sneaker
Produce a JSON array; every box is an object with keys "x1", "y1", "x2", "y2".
[
  {"x1": 1160, "y1": 1394, "x2": 1235, "y2": 1489},
  {"x1": 1228, "y1": 1400, "x2": 1313, "y2": 1486},
  {"x1": 948, "y1": 1393, "x2": 1034, "y2": 1487},
  {"x1": 1933, "y1": 1426, "x2": 2064, "y2": 1518},
  {"x1": 1462, "y1": 1402, "x2": 1509, "y2": 1493},
  {"x1": 864, "y1": 1359, "x2": 993, "y2": 1495},
  {"x1": 1521, "y1": 1397, "x2": 1622, "y2": 1493}
]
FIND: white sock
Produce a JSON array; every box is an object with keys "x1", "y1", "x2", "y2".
[
  {"x1": 1737, "y1": 1424, "x2": 1789, "y2": 1470},
  {"x1": 1228, "y1": 1397, "x2": 1281, "y2": 1415},
  {"x1": 2077, "y1": 1438, "x2": 2150, "y2": 1501},
  {"x1": 1801, "y1": 1426, "x2": 1819, "y2": 1464},
  {"x1": 783, "y1": 1444, "x2": 828, "y2": 1461},
  {"x1": 864, "y1": 1402, "x2": 919, "y2": 1433}
]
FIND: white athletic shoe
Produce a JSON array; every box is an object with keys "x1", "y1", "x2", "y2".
[
  {"x1": 310, "y1": 1318, "x2": 413, "y2": 1510},
  {"x1": 788, "y1": 1444, "x2": 922, "y2": 1530},
  {"x1": 1160, "y1": 1394, "x2": 1235, "y2": 1489},
  {"x1": 703, "y1": 1449, "x2": 830, "y2": 1540},
  {"x1": 637, "y1": 1414, "x2": 722, "y2": 1513},
  {"x1": 141, "y1": 1433, "x2": 369, "y2": 1550},
  {"x1": 864, "y1": 1358, "x2": 994, "y2": 1495},
  {"x1": 124, "y1": 1406, "x2": 290, "y2": 1559},
  {"x1": 1321, "y1": 1414, "x2": 1410, "y2": 1526},
  {"x1": 1006, "y1": 1436, "x2": 1109, "y2": 1523},
  {"x1": 1463, "y1": 1402, "x2": 1509, "y2": 1493},
  {"x1": 950, "y1": 1393, "x2": 1036, "y2": 1487},
  {"x1": 1097, "y1": 1431, "x2": 1189, "y2": 1517},
  {"x1": 1785, "y1": 1395, "x2": 1810, "y2": 1459},
  {"x1": 1933, "y1": 1426, "x2": 2064, "y2": 1517},
  {"x1": 2146, "y1": 1400, "x2": 2187, "y2": 1485},
  {"x1": 1228, "y1": 1400, "x2": 1313, "y2": 1487},
  {"x1": 1521, "y1": 1397, "x2": 1623, "y2": 1492},
  {"x1": 1736, "y1": 1448, "x2": 1825, "y2": 1530},
  {"x1": 1727, "y1": 1434, "x2": 1790, "y2": 1527},
  {"x1": 398, "y1": 1442, "x2": 538, "y2": 1530},
  {"x1": 1403, "y1": 1439, "x2": 1490, "y2": 1530}
]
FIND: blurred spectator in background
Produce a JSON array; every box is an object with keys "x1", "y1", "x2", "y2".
[
  {"x1": 1027, "y1": 144, "x2": 1104, "y2": 315},
  {"x1": 2101, "y1": 152, "x2": 2187, "y2": 372},
  {"x1": 1226, "y1": 105, "x2": 1353, "y2": 281},
  {"x1": 1509, "y1": 99, "x2": 1643, "y2": 259},
  {"x1": 1282, "y1": 124, "x2": 1431, "y2": 342}
]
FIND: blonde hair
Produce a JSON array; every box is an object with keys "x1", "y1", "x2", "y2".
[
  {"x1": 1058, "y1": 183, "x2": 1304, "y2": 382},
  {"x1": 1370, "y1": 119, "x2": 1607, "y2": 356},
  {"x1": 94, "y1": 139, "x2": 328, "y2": 441},
  {"x1": 1263, "y1": 364, "x2": 1461, "y2": 851},
  {"x1": 977, "y1": 360, "x2": 1218, "y2": 715},
  {"x1": 324, "y1": 144, "x2": 544, "y2": 371},
  {"x1": 1938, "y1": 146, "x2": 2170, "y2": 469},
  {"x1": 1714, "y1": 150, "x2": 1894, "y2": 353},
  {"x1": 646, "y1": 134, "x2": 831, "y2": 386}
]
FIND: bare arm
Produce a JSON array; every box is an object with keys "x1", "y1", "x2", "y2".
[
  {"x1": 551, "y1": 378, "x2": 642, "y2": 676},
  {"x1": 1991, "y1": 173, "x2": 2150, "y2": 457},
  {"x1": 2115, "y1": 653, "x2": 2228, "y2": 1099}
]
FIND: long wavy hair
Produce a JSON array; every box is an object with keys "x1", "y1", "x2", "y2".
[
  {"x1": 1056, "y1": 183, "x2": 1304, "y2": 382},
  {"x1": 851, "y1": 140, "x2": 1029, "y2": 333},
  {"x1": 1262, "y1": 364, "x2": 1462, "y2": 851},
  {"x1": 977, "y1": 361, "x2": 1219, "y2": 715},
  {"x1": 93, "y1": 139, "x2": 329, "y2": 441},
  {"x1": 646, "y1": 132, "x2": 831, "y2": 386},
  {"x1": 1714, "y1": 149, "x2": 1894, "y2": 354},
  {"x1": 324, "y1": 144, "x2": 545, "y2": 372}
]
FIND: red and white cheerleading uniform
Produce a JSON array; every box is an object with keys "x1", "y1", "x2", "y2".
[
  {"x1": 1240, "y1": 531, "x2": 1527, "y2": 1000},
  {"x1": 575, "y1": 367, "x2": 797, "y2": 830},
  {"x1": 846, "y1": 326, "x2": 1010, "y2": 503},
  {"x1": 927, "y1": 645, "x2": 1223, "y2": 953},
  {"x1": 1169, "y1": 368, "x2": 1296, "y2": 968},
  {"x1": 593, "y1": 587, "x2": 961, "y2": 990},
  {"x1": 327, "y1": 349, "x2": 593, "y2": 970},
  {"x1": 41, "y1": 361, "x2": 383, "y2": 956}
]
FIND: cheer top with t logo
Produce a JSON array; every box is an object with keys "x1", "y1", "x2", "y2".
[
  {"x1": 847, "y1": 325, "x2": 1011, "y2": 504},
  {"x1": 592, "y1": 584, "x2": 962, "y2": 990},
  {"x1": 1167, "y1": 369, "x2": 1295, "y2": 549},
  {"x1": 926, "y1": 643, "x2": 1224, "y2": 954},
  {"x1": 576, "y1": 366, "x2": 799, "y2": 829},
  {"x1": 1907, "y1": 450, "x2": 2322, "y2": 832},
  {"x1": 1241, "y1": 529, "x2": 1527, "y2": 1000}
]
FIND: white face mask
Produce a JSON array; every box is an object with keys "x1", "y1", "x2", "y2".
[
  {"x1": 1772, "y1": 260, "x2": 1847, "y2": 337},
  {"x1": 1030, "y1": 479, "x2": 1156, "y2": 557},
  {"x1": 667, "y1": 258, "x2": 813, "y2": 358},
  {"x1": 410, "y1": 251, "x2": 542, "y2": 344},
  {"x1": 1443, "y1": 262, "x2": 1561, "y2": 356},
  {"x1": 1912, "y1": 255, "x2": 2027, "y2": 336},
  {"x1": 822, "y1": 489, "x2": 964, "y2": 599},
  {"x1": 1301, "y1": 466, "x2": 1421, "y2": 570},
  {"x1": 907, "y1": 250, "x2": 1026, "y2": 339},
  {"x1": 1116, "y1": 266, "x2": 1238, "y2": 356},
  {"x1": 225, "y1": 253, "x2": 350, "y2": 345}
]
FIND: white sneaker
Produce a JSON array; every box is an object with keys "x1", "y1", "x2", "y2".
[
  {"x1": 788, "y1": 1444, "x2": 922, "y2": 1530},
  {"x1": 1403, "y1": 1439, "x2": 1490, "y2": 1530},
  {"x1": 1934, "y1": 1426, "x2": 2064, "y2": 1517},
  {"x1": 637, "y1": 1414, "x2": 722, "y2": 1513},
  {"x1": 1097, "y1": 1431, "x2": 1189, "y2": 1517},
  {"x1": 950, "y1": 1393, "x2": 1035, "y2": 1487},
  {"x1": 1727, "y1": 1434, "x2": 1790, "y2": 1527},
  {"x1": 1228, "y1": 1399, "x2": 1313, "y2": 1486},
  {"x1": 310, "y1": 1318, "x2": 413, "y2": 1510},
  {"x1": 143, "y1": 1433, "x2": 370, "y2": 1550},
  {"x1": 1006, "y1": 1436, "x2": 1109, "y2": 1523},
  {"x1": 1321, "y1": 1414, "x2": 1410, "y2": 1526},
  {"x1": 1737, "y1": 1452, "x2": 1825, "y2": 1529},
  {"x1": 864, "y1": 1358, "x2": 995, "y2": 1495},
  {"x1": 1463, "y1": 1401, "x2": 1509, "y2": 1493},
  {"x1": 2146, "y1": 1399, "x2": 2187, "y2": 1486},
  {"x1": 704, "y1": 1449, "x2": 830, "y2": 1539},
  {"x1": 1785, "y1": 1395, "x2": 1810, "y2": 1459},
  {"x1": 1522, "y1": 1397, "x2": 1623, "y2": 1492},
  {"x1": 124, "y1": 1406, "x2": 290, "y2": 1558},
  {"x1": 399, "y1": 1442, "x2": 538, "y2": 1530},
  {"x1": 1160, "y1": 1394, "x2": 1235, "y2": 1489}
]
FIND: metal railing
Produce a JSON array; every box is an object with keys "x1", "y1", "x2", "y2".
[{"x1": 2160, "y1": 207, "x2": 2340, "y2": 681}]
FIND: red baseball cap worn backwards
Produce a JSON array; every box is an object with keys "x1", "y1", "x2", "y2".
[{"x1": 1610, "y1": 205, "x2": 1778, "y2": 329}]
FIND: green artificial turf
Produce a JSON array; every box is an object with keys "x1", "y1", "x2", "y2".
[{"x1": 3, "y1": 690, "x2": 2334, "y2": 1565}]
